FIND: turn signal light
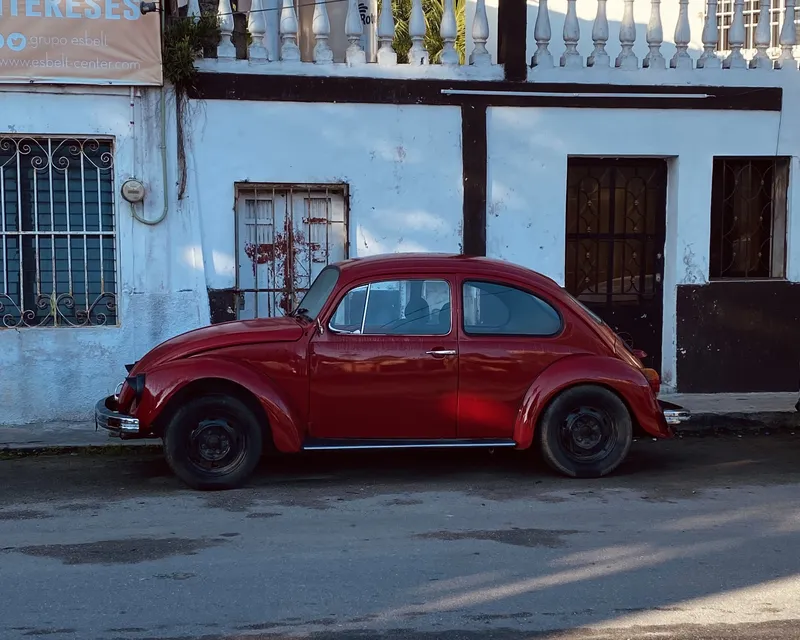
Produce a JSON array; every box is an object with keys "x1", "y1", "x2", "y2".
[
  {"x1": 642, "y1": 368, "x2": 661, "y2": 395},
  {"x1": 125, "y1": 374, "x2": 146, "y2": 401}
]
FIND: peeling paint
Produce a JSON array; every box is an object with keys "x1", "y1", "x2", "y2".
[{"x1": 682, "y1": 243, "x2": 705, "y2": 285}]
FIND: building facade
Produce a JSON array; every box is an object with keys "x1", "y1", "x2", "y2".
[{"x1": 1, "y1": 0, "x2": 799, "y2": 425}]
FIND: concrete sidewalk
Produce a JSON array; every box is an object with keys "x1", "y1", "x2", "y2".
[
  {"x1": 0, "y1": 421, "x2": 154, "y2": 450},
  {"x1": 1, "y1": 392, "x2": 798, "y2": 451}
]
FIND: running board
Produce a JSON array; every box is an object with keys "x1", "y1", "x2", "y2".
[{"x1": 302, "y1": 438, "x2": 518, "y2": 451}]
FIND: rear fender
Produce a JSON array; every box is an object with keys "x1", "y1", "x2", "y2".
[
  {"x1": 513, "y1": 354, "x2": 672, "y2": 449},
  {"x1": 132, "y1": 357, "x2": 304, "y2": 452}
]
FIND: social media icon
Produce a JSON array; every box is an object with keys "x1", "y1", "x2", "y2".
[
  {"x1": 0, "y1": 35, "x2": 5, "y2": 49},
  {"x1": 7, "y1": 33, "x2": 26, "y2": 52}
]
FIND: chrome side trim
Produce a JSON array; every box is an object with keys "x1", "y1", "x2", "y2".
[{"x1": 303, "y1": 439, "x2": 517, "y2": 451}]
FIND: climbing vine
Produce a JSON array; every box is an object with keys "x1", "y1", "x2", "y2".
[{"x1": 162, "y1": 13, "x2": 220, "y2": 199}]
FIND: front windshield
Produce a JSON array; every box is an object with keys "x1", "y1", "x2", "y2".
[{"x1": 293, "y1": 267, "x2": 340, "y2": 319}]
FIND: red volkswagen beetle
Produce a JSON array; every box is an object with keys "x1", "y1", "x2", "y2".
[{"x1": 96, "y1": 254, "x2": 689, "y2": 490}]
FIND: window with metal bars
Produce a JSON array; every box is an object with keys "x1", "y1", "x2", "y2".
[
  {"x1": 0, "y1": 137, "x2": 118, "y2": 328},
  {"x1": 715, "y1": 0, "x2": 800, "y2": 52},
  {"x1": 709, "y1": 157, "x2": 789, "y2": 280},
  {"x1": 234, "y1": 183, "x2": 348, "y2": 319}
]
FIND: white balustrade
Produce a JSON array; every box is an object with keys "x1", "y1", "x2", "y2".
[
  {"x1": 670, "y1": 0, "x2": 692, "y2": 69},
  {"x1": 470, "y1": 0, "x2": 492, "y2": 65},
  {"x1": 723, "y1": 0, "x2": 747, "y2": 69},
  {"x1": 750, "y1": 0, "x2": 772, "y2": 69},
  {"x1": 248, "y1": 0, "x2": 268, "y2": 62},
  {"x1": 312, "y1": 0, "x2": 333, "y2": 64},
  {"x1": 698, "y1": 0, "x2": 721, "y2": 69},
  {"x1": 588, "y1": 0, "x2": 609, "y2": 68},
  {"x1": 616, "y1": 0, "x2": 638, "y2": 69},
  {"x1": 202, "y1": 0, "x2": 800, "y2": 76},
  {"x1": 279, "y1": 0, "x2": 301, "y2": 61},
  {"x1": 345, "y1": 0, "x2": 366, "y2": 65},
  {"x1": 377, "y1": 0, "x2": 398, "y2": 66},
  {"x1": 777, "y1": 0, "x2": 798, "y2": 70},
  {"x1": 440, "y1": 0, "x2": 460, "y2": 65},
  {"x1": 409, "y1": 0, "x2": 429, "y2": 65},
  {"x1": 561, "y1": 0, "x2": 582, "y2": 67},
  {"x1": 643, "y1": 0, "x2": 665, "y2": 69},
  {"x1": 217, "y1": 0, "x2": 236, "y2": 60},
  {"x1": 532, "y1": 0, "x2": 554, "y2": 67}
]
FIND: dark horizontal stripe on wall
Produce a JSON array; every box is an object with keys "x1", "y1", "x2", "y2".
[{"x1": 190, "y1": 73, "x2": 782, "y2": 111}]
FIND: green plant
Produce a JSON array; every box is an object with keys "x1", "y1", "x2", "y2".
[
  {"x1": 389, "y1": 0, "x2": 466, "y2": 65},
  {"x1": 162, "y1": 13, "x2": 220, "y2": 200},
  {"x1": 162, "y1": 14, "x2": 220, "y2": 91}
]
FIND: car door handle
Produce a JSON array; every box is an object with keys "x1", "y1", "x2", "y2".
[{"x1": 426, "y1": 349, "x2": 457, "y2": 357}]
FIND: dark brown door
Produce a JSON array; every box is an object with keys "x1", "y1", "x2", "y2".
[{"x1": 565, "y1": 158, "x2": 668, "y2": 371}]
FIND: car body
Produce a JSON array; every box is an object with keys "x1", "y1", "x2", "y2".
[{"x1": 96, "y1": 254, "x2": 690, "y2": 489}]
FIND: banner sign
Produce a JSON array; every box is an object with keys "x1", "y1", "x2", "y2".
[{"x1": 0, "y1": 0, "x2": 162, "y2": 85}]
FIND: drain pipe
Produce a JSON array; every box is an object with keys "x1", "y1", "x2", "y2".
[
  {"x1": 130, "y1": 85, "x2": 169, "y2": 226},
  {"x1": 130, "y1": 1, "x2": 169, "y2": 226}
]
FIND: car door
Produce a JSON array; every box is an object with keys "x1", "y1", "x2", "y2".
[
  {"x1": 456, "y1": 278, "x2": 576, "y2": 439},
  {"x1": 308, "y1": 276, "x2": 458, "y2": 440}
]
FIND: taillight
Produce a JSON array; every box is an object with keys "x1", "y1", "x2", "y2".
[{"x1": 642, "y1": 368, "x2": 660, "y2": 395}]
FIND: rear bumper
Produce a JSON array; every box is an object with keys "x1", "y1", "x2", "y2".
[
  {"x1": 659, "y1": 399, "x2": 691, "y2": 426},
  {"x1": 95, "y1": 396, "x2": 140, "y2": 436}
]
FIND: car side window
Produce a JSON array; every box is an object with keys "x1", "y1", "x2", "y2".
[
  {"x1": 330, "y1": 279, "x2": 452, "y2": 336},
  {"x1": 462, "y1": 280, "x2": 562, "y2": 336}
]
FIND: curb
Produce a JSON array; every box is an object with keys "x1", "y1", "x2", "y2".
[
  {"x1": 673, "y1": 410, "x2": 800, "y2": 436},
  {"x1": 0, "y1": 440, "x2": 160, "y2": 457}
]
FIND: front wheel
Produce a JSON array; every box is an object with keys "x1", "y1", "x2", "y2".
[
  {"x1": 537, "y1": 385, "x2": 633, "y2": 478},
  {"x1": 163, "y1": 393, "x2": 263, "y2": 490}
]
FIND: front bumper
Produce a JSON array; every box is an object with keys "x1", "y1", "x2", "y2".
[
  {"x1": 659, "y1": 399, "x2": 691, "y2": 426},
  {"x1": 95, "y1": 395, "x2": 140, "y2": 436}
]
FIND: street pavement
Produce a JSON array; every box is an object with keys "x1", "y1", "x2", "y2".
[{"x1": 2, "y1": 433, "x2": 800, "y2": 639}]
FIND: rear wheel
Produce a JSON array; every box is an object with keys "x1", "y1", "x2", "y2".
[
  {"x1": 537, "y1": 385, "x2": 633, "y2": 478},
  {"x1": 163, "y1": 393, "x2": 263, "y2": 490}
]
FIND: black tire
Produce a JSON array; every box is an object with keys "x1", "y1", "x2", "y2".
[
  {"x1": 163, "y1": 393, "x2": 263, "y2": 490},
  {"x1": 537, "y1": 385, "x2": 633, "y2": 479}
]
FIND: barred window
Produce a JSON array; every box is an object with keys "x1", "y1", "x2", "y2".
[
  {"x1": 709, "y1": 157, "x2": 789, "y2": 280},
  {"x1": 0, "y1": 137, "x2": 118, "y2": 328},
  {"x1": 715, "y1": 0, "x2": 800, "y2": 52}
]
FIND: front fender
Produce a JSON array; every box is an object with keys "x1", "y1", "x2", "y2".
[
  {"x1": 131, "y1": 357, "x2": 304, "y2": 453},
  {"x1": 513, "y1": 354, "x2": 672, "y2": 450}
]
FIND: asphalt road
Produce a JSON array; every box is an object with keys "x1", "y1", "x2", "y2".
[{"x1": 2, "y1": 432, "x2": 800, "y2": 640}]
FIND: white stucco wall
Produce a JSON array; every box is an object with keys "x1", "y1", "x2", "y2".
[
  {"x1": 0, "y1": 87, "x2": 209, "y2": 424},
  {"x1": 186, "y1": 100, "x2": 466, "y2": 291},
  {"x1": 2, "y1": 70, "x2": 798, "y2": 423},
  {"x1": 486, "y1": 78, "x2": 800, "y2": 391}
]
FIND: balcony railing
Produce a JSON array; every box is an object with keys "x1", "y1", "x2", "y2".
[{"x1": 189, "y1": 0, "x2": 799, "y2": 77}]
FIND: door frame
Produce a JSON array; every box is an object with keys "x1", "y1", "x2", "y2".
[{"x1": 564, "y1": 157, "x2": 669, "y2": 371}]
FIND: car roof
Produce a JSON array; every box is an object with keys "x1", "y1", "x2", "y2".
[{"x1": 332, "y1": 253, "x2": 561, "y2": 291}]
